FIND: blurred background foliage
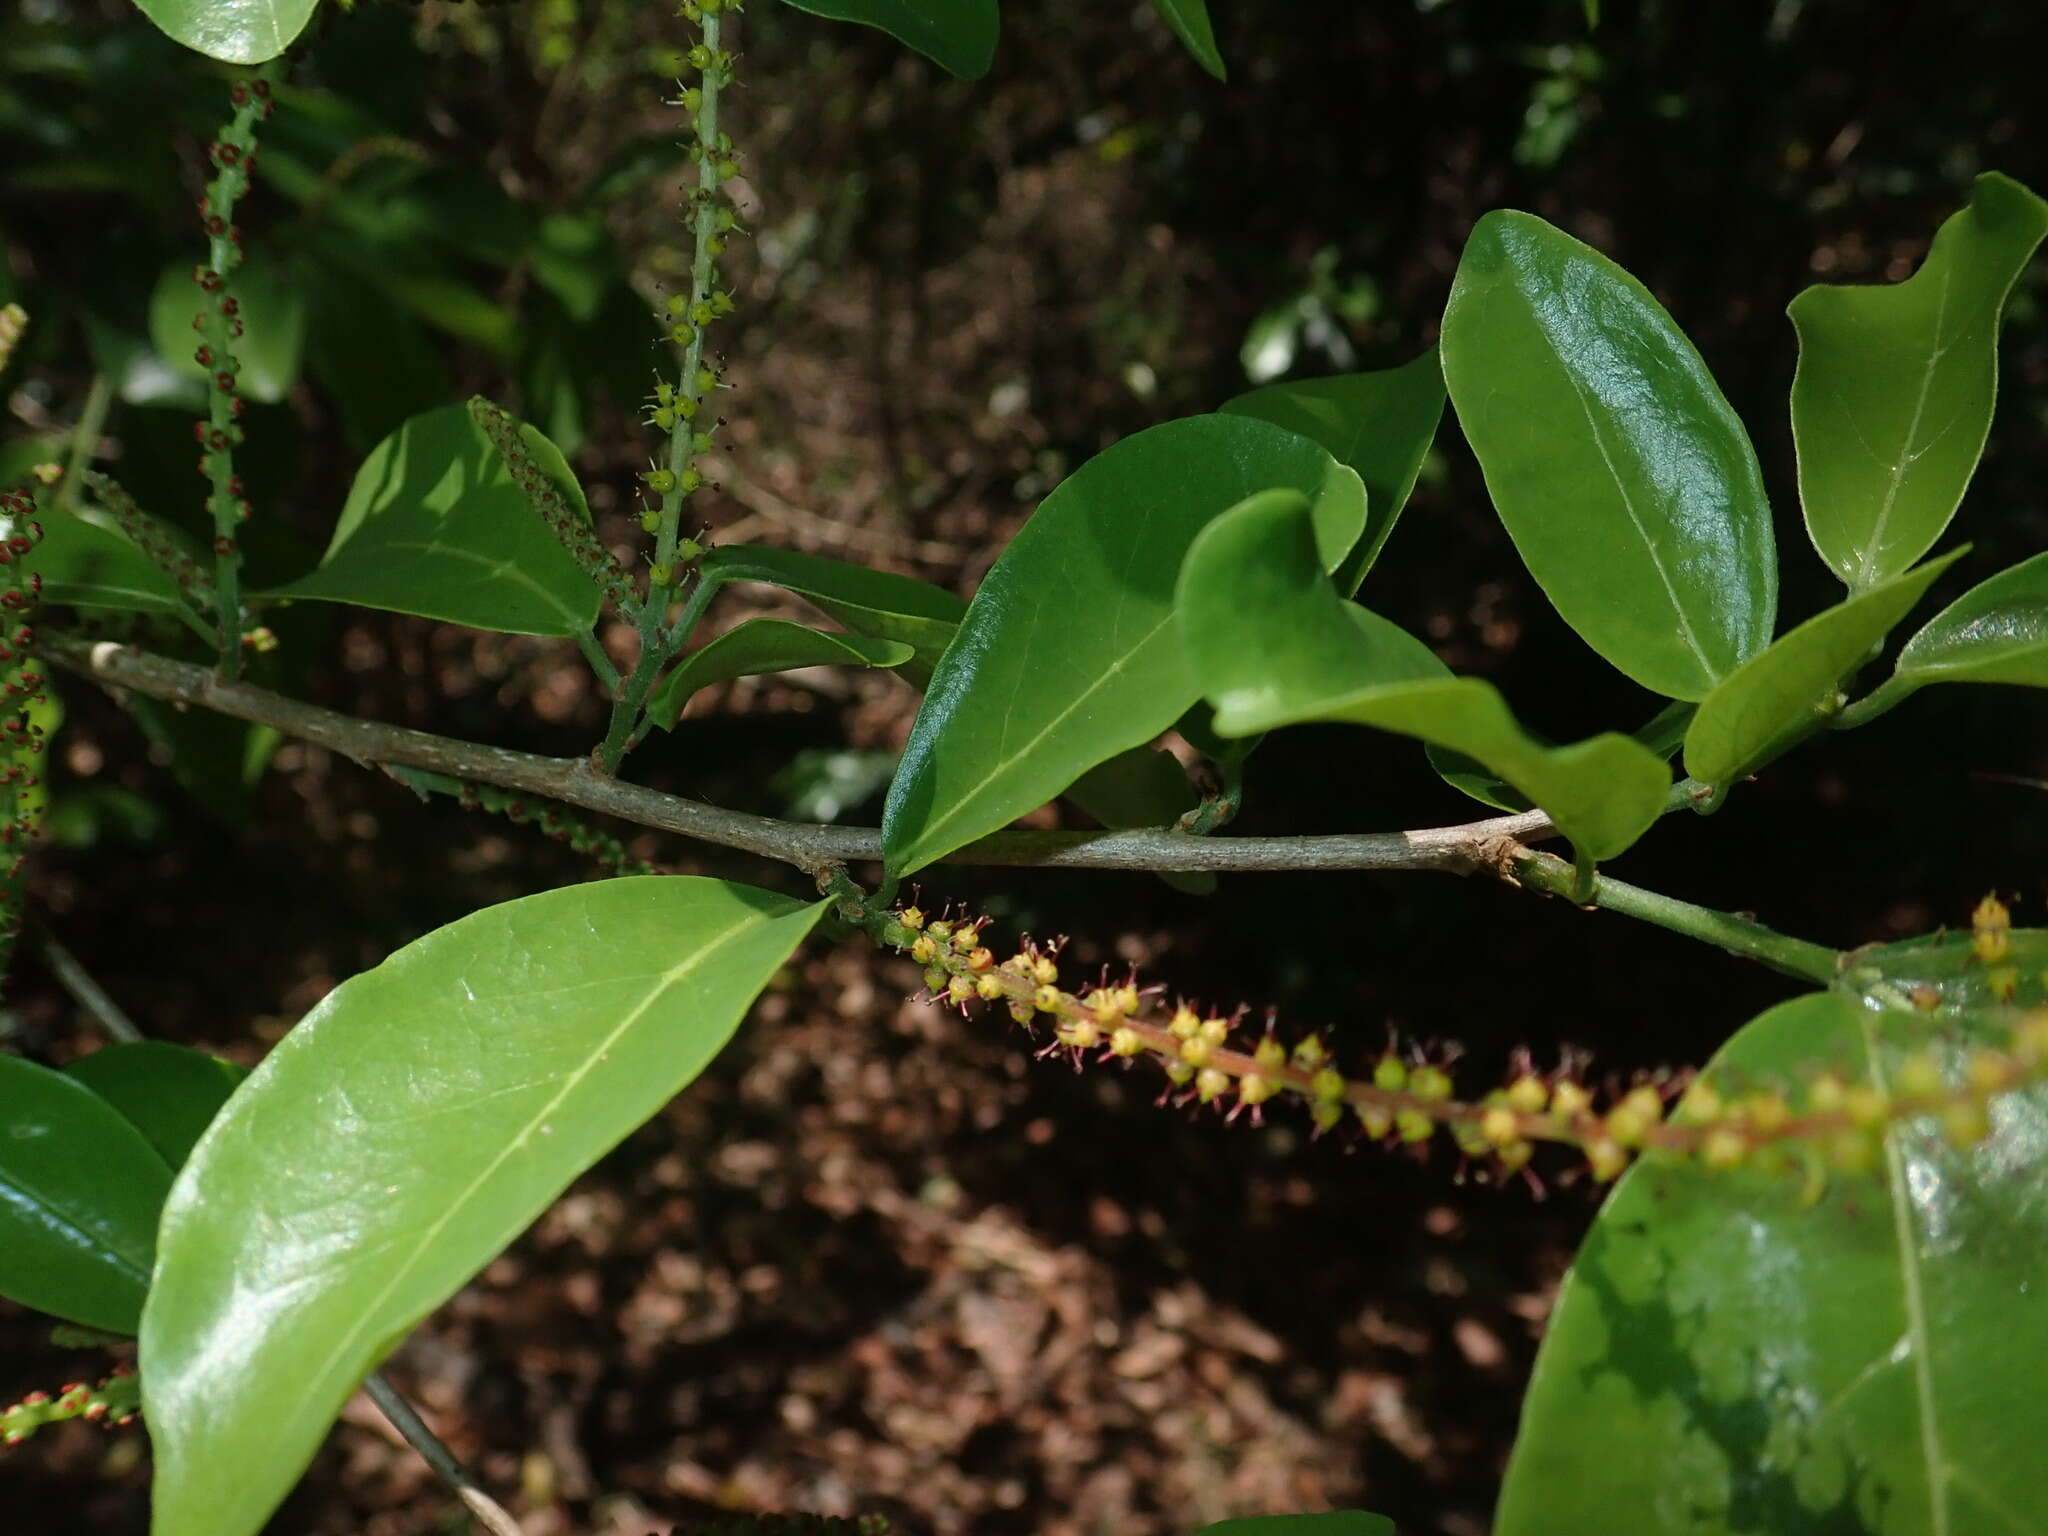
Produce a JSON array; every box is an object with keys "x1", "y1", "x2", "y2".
[{"x1": 2, "y1": 2, "x2": 2045, "y2": 1533}]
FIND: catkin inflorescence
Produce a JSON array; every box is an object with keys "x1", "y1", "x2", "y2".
[
  {"x1": 0, "y1": 1364, "x2": 140, "y2": 1446},
  {"x1": 0, "y1": 489, "x2": 46, "y2": 989},
  {"x1": 875, "y1": 897, "x2": 2048, "y2": 1192}
]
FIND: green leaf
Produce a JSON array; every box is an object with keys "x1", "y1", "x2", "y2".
[
  {"x1": 1499, "y1": 938, "x2": 2048, "y2": 1536},
  {"x1": 130, "y1": 0, "x2": 320, "y2": 63},
  {"x1": 1152, "y1": 0, "x2": 1225, "y2": 80},
  {"x1": 882, "y1": 415, "x2": 1367, "y2": 876},
  {"x1": 700, "y1": 543, "x2": 965, "y2": 686},
  {"x1": 1790, "y1": 174, "x2": 2048, "y2": 590},
  {"x1": 1198, "y1": 1519, "x2": 1393, "y2": 1536},
  {"x1": 1441, "y1": 211, "x2": 1777, "y2": 700},
  {"x1": 65, "y1": 1042, "x2": 246, "y2": 1171},
  {"x1": 1221, "y1": 347, "x2": 1447, "y2": 592},
  {"x1": 147, "y1": 254, "x2": 307, "y2": 406},
  {"x1": 261, "y1": 403, "x2": 601, "y2": 637},
  {"x1": 646, "y1": 619, "x2": 913, "y2": 730},
  {"x1": 0, "y1": 1054, "x2": 172, "y2": 1333},
  {"x1": 1179, "y1": 490, "x2": 1670, "y2": 862},
  {"x1": 1431, "y1": 699, "x2": 1695, "y2": 814},
  {"x1": 303, "y1": 263, "x2": 452, "y2": 452},
  {"x1": 1198, "y1": 1518, "x2": 1393, "y2": 1536},
  {"x1": 777, "y1": 0, "x2": 999, "y2": 78},
  {"x1": 1683, "y1": 549, "x2": 1963, "y2": 786},
  {"x1": 14, "y1": 503, "x2": 201, "y2": 621},
  {"x1": 1892, "y1": 550, "x2": 2048, "y2": 689},
  {"x1": 142, "y1": 876, "x2": 824, "y2": 1536}
]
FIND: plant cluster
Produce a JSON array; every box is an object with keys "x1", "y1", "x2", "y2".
[{"x1": 1, "y1": 3, "x2": 2044, "y2": 1535}]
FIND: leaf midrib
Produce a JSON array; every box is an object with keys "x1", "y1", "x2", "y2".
[
  {"x1": 293, "y1": 907, "x2": 767, "y2": 1403},
  {"x1": 1860, "y1": 1013, "x2": 1952, "y2": 1536}
]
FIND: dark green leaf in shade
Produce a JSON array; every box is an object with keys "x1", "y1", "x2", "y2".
[
  {"x1": 13, "y1": 501, "x2": 201, "y2": 621},
  {"x1": 1431, "y1": 699, "x2": 1695, "y2": 814},
  {"x1": 882, "y1": 416, "x2": 1366, "y2": 876},
  {"x1": 1441, "y1": 211, "x2": 1777, "y2": 700},
  {"x1": 1221, "y1": 347, "x2": 1447, "y2": 593},
  {"x1": 646, "y1": 619, "x2": 912, "y2": 730},
  {"x1": 1498, "y1": 935, "x2": 2048, "y2": 1536},
  {"x1": 1151, "y1": 0, "x2": 1226, "y2": 79},
  {"x1": 700, "y1": 544, "x2": 965, "y2": 687},
  {"x1": 142, "y1": 877, "x2": 825, "y2": 1536},
  {"x1": 1065, "y1": 746, "x2": 1216, "y2": 897},
  {"x1": 1892, "y1": 550, "x2": 2048, "y2": 689},
  {"x1": 1198, "y1": 1518, "x2": 1394, "y2": 1536},
  {"x1": 0, "y1": 1054, "x2": 171, "y2": 1333},
  {"x1": 261, "y1": 403, "x2": 601, "y2": 637},
  {"x1": 147, "y1": 254, "x2": 307, "y2": 405},
  {"x1": 304, "y1": 262, "x2": 451, "y2": 453},
  {"x1": 131, "y1": 0, "x2": 320, "y2": 63},
  {"x1": 1683, "y1": 550, "x2": 1963, "y2": 787},
  {"x1": 777, "y1": 0, "x2": 999, "y2": 78},
  {"x1": 65, "y1": 1042, "x2": 247, "y2": 1171},
  {"x1": 1178, "y1": 490, "x2": 1670, "y2": 862},
  {"x1": 1790, "y1": 174, "x2": 2048, "y2": 589}
]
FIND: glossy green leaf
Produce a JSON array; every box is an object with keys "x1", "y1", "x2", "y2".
[
  {"x1": 1790, "y1": 174, "x2": 2048, "y2": 589},
  {"x1": 1500, "y1": 934, "x2": 2048, "y2": 1536},
  {"x1": 14, "y1": 503, "x2": 200, "y2": 621},
  {"x1": 0, "y1": 1054, "x2": 172, "y2": 1333},
  {"x1": 1431, "y1": 699, "x2": 1695, "y2": 814},
  {"x1": 646, "y1": 619, "x2": 912, "y2": 729},
  {"x1": 883, "y1": 416, "x2": 1367, "y2": 876},
  {"x1": 1198, "y1": 1517, "x2": 1393, "y2": 1536},
  {"x1": 147, "y1": 254, "x2": 307, "y2": 406},
  {"x1": 1222, "y1": 347, "x2": 1447, "y2": 592},
  {"x1": 262, "y1": 403, "x2": 601, "y2": 636},
  {"x1": 1891, "y1": 549, "x2": 2048, "y2": 689},
  {"x1": 1442, "y1": 211, "x2": 1777, "y2": 700},
  {"x1": 1179, "y1": 490, "x2": 1670, "y2": 862},
  {"x1": 65, "y1": 1043, "x2": 246, "y2": 1172},
  {"x1": 1684, "y1": 549, "x2": 1963, "y2": 786},
  {"x1": 701, "y1": 543, "x2": 965, "y2": 686},
  {"x1": 778, "y1": 0, "x2": 999, "y2": 78},
  {"x1": 142, "y1": 877, "x2": 825, "y2": 1536},
  {"x1": 131, "y1": 0, "x2": 320, "y2": 63},
  {"x1": 1152, "y1": 0, "x2": 1225, "y2": 80}
]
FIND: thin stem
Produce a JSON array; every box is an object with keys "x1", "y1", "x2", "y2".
[
  {"x1": 55, "y1": 374, "x2": 112, "y2": 515},
  {"x1": 1832, "y1": 673, "x2": 1922, "y2": 732},
  {"x1": 32, "y1": 926, "x2": 143, "y2": 1043},
  {"x1": 364, "y1": 1374, "x2": 522, "y2": 1536},
  {"x1": 1515, "y1": 848, "x2": 1841, "y2": 983},
  {"x1": 573, "y1": 628, "x2": 619, "y2": 693},
  {"x1": 52, "y1": 633, "x2": 1564, "y2": 878}
]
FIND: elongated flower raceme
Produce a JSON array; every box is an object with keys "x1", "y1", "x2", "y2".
[{"x1": 873, "y1": 898, "x2": 2048, "y2": 1190}]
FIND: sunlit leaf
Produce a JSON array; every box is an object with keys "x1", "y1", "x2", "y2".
[
  {"x1": 1442, "y1": 211, "x2": 1776, "y2": 700},
  {"x1": 1892, "y1": 550, "x2": 2048, "y2": 690},
  {"x1": 1500, "y1": 932, "x2": 2048, "y2": 1536},
  {"x1": 131, "y1": 0, "x2": 320, "y2": 64},
  {"x1": 883, "y1": 415, "x2": 1366, "y2": 876},
  {"x1": 1790, "y1": 174, "x2": 2048, "y2": 589},
  {"x1": 1683, "y1": 550, "x2": 1962, "y2": 786},
  {"x1": 1222, "y1": 347, "x2": 1446, "y2": 592},
  {"x1": 262, "y1": 402, "x2": 601, "y2": 636},
  {"x1": 143, "y1": 877, "x2": 825, "y2": 1536},
  {"x1": 1178, "y1": 489, "x2": 1670, "y2": 862}
]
